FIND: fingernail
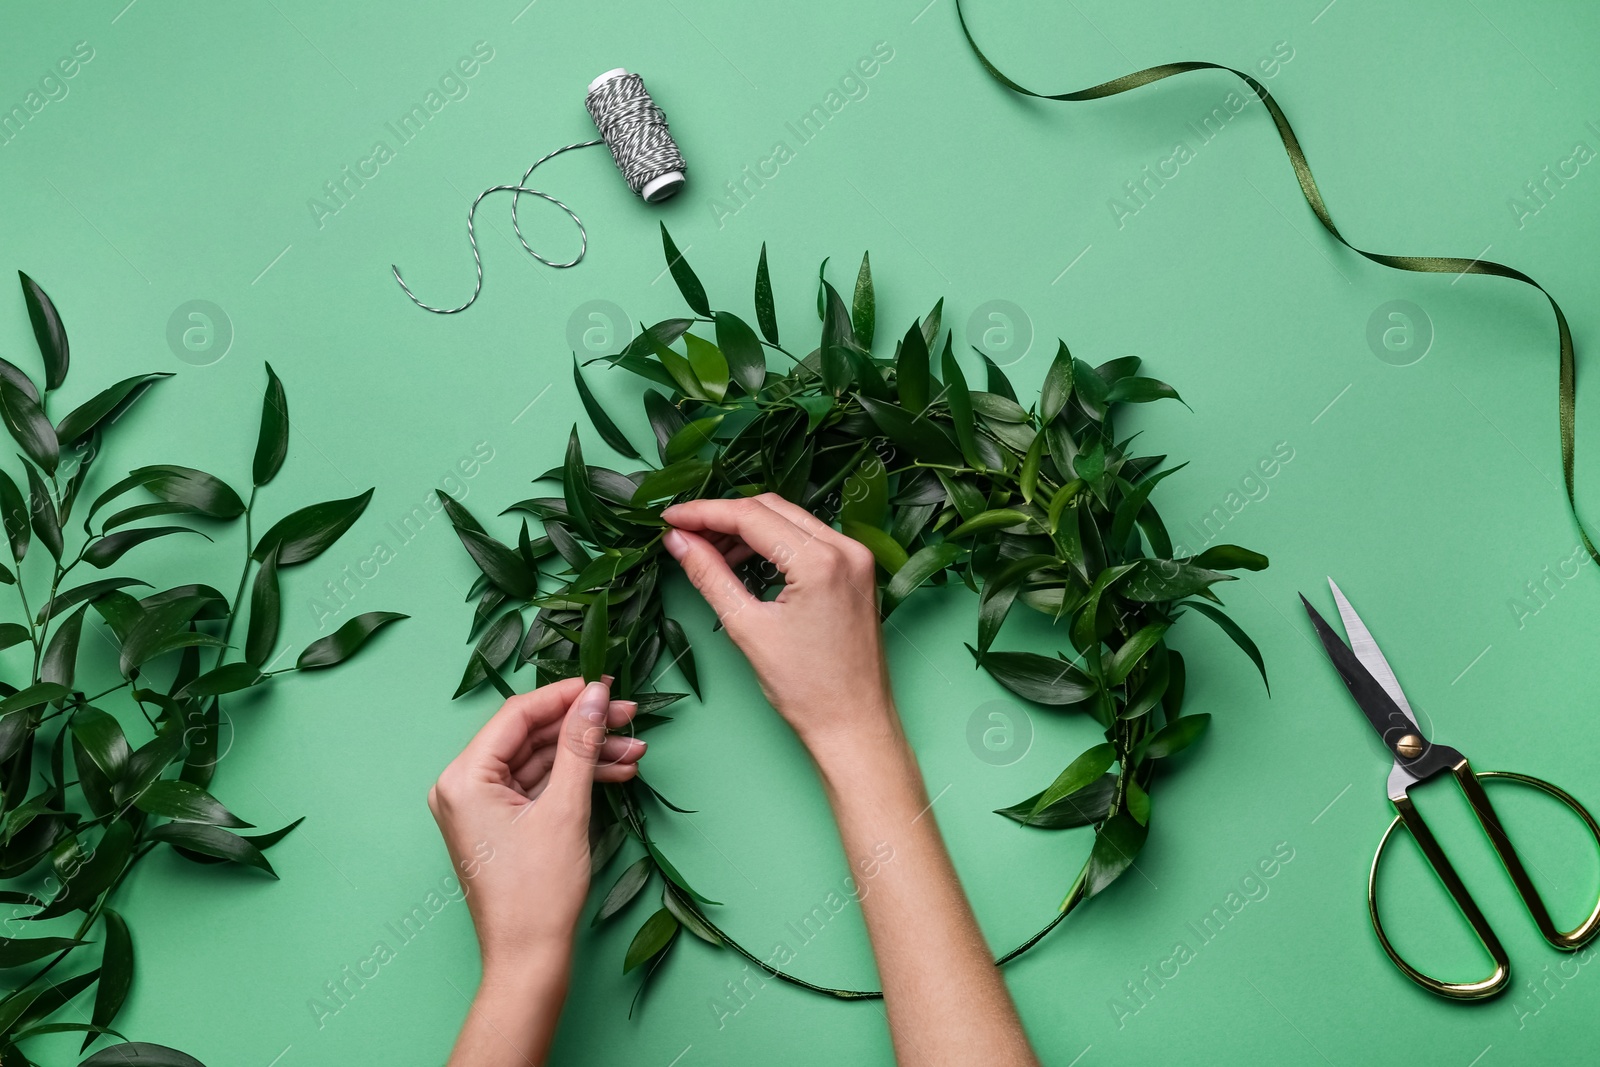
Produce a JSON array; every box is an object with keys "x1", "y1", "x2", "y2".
[
  {"x1": 662, "y1": 529, "x2": 687, "y2": 559},
  {"x1": 628, "y1": 738, "x2": 647, "y2": 755},
  {"x1": 601, "y1": 674, "x2": 615, "y2": 686},
  {"x1": 580, "y1": 681, "x2": 609, "y2": 723},
  {"x1": 618, "y1": 700, "x2": 638, "y2": 714}
]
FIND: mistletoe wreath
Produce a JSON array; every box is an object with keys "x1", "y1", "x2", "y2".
[{"x1": 445, "y1": 229, "x2": 1271, "y2": 1008}]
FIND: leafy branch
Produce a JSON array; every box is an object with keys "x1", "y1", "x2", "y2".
[{"x1": 446, "y1": 229, "x2": 1270, "y2": 1012}]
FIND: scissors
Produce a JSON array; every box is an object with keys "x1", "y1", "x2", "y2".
[{"x1": 1300, "y1": 578, "x2": 1600, "y2": 1000}]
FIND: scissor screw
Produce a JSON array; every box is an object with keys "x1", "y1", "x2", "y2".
[{"x1": 1396, "y1": 734, "x2": 1425, "y2": 759}]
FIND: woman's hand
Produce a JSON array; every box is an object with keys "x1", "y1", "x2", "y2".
[
  {"x1": 661, "y1": 492, "x2": 895, "y2": 752},
  {"x1": 430, "y1": 677, "x2": 644, "y2": 1066}
]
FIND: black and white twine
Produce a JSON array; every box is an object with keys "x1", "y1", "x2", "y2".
[{"x1": 392, "y1": 69, "x2": 686, "y2": 314}]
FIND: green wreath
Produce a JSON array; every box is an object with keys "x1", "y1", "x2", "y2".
[{"x1": 445, "y1": 229, "x2": 1271, "y2": 1009}]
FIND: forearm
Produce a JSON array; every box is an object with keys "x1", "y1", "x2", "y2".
[
  {"x1": 448, "y1": 949, "x2": 571, "y2": 1067},
  {"x1": 810, "y1": 707, "x2": 1040, "y2": 1067}
]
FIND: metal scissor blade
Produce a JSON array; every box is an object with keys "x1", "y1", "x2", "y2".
[
  {"x1": 1328, "y1": 578, "x2": 1422, "y2": 734},
  {"x1": 1300, "y1": 595, "x2": 1425, "y2": 763}
]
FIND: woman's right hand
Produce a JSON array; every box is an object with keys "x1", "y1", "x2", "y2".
[{"x1": 660, "y1": 492, "x2": 898, "y2": 753}]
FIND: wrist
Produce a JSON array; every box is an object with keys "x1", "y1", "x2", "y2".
[{"x1": 480, "y1": 937, "x2": 574, "y2": 998}]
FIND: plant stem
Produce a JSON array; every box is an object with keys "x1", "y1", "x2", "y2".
[{"x1": 215, "y1": 486, "x2": 256, "y2": 669}]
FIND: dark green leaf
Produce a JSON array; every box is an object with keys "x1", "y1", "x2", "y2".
[
  {"x1": 0, "y1": 683, "x2": 70, "y2": 715},
  {"x1": 245, "y1": 546, "x2": 280, "y2": 669},
  {"x1": 753, "y1": 242, "x2": 780, "y2": 345},
  {"x1": 818, "y1": 281, "x2": 856, "y2": 394},
  {"x1": 632, "y1": 458, "x2": 710, "y2": 503},
  {"x1": 0, "y1": 622, "x2": 27, "y2": 650},
  {"x1": 660, "y1": 617, "x2": 698, "y2": 699},
  {"x1": 972, "y1": 647, "x2": 1096, "y2": 706},
  {"x1": 1027, "y1": 742, "x2": 1117, "y2": 822},
  {"x1": 1106, "y1": 376, "x2": 1183, "y2": 405},
  {"x1": 24, "y1": 462, "x2": 62, "y2": 559},
  {"x1": 41, "y1": 578, "x2": 149, "y2": 624},
  {"x1": 40, "y1": 605, "x2": 85, "y2": 689},
  {"x1": 128, "y1": 465, "x2": 245, "y2": 519},
  {"x1": 1184, "y1": 601, "x2": 1269, "y2": 691},
  {"x1": 947, "y1": 508, "x2": 1031, "y2": 539},
  {"x1": 0, "y1": 469, "x2": 27, "y2": 560},
  {"x1": 941, "y1": 338, "x2": 983, "y2": 469},
  {"x1": 1105, "y1": 622, "x2": 1171, "y2": 686},
  {"x1": 298, "y1": 611, "x2": 407, "y2": 671},
  {"x1": 1121, "y1": 560, "x2": 1235, "y2": 602},
  {"x1": 80, "y1": 1043, "x2": 204, "y2": 1067},
  {"x1": 87, "y1": 909, "x2": 132, "y2": 1050},
  {"x1": 562, "y1": 428, "x2": 603, "y2": 541},
  {"x1": 580, "y1": 592, "x2": 609, "y2": 683},
  {"x1": 1143, "y1": 712, "x2": 1212, "y2": 759},
  {"x1": 1040, "y1": 341, "x2": 1074, "y2": 424},
  {"x1": 858, "y1": 397, "x2": 962, "y2": 467},
  {"x1": 454, "y1": 611, "x2": 522, "y2": 698},
  {"x1": 84, "y1": 526, "x2": 205, "y2": 568},
  {"x1": 840, "y1": 520, "x2": 909, "y2": 574},
  {"x1": 1110, "y1": 464, "x2": 1187, "y2": 549},
  {"x1": 851, "y1": 252, "x2": 875, "y2": 348},
  {"x1": 623, "y1": 907, "x2": 679, "y2": 972},
  {"x1": 714, "y1": 311, "x2": 766, "y2": 396},
  {"x1": 251, "y1": 489, "x2": 373, "y2": 565},
  {"x1": 896, "y1": 321, "x2": 930, "y2": 413},
  {"x1": 19, "y1": 272, "x2": 68, "y2": 391},
  {"x1": 573, "y1": 356, "x2": 641, "y2": 460},
  {"x1": 664, "y1": 414, "x2": 724, "y2": 464},
  {"x1": 981, "y1": 354, "x2": 1018, "y2": 402},
  {"x1": 660, "y1": 224, "x2": 709, "y2": 315},
  {"x1": 147, "y1": 821, "x2": 275, "y2": 877},
  {"x1": 134, "y1": 780, "x2": 251, "y2": 827},
  {"x1": 995, "y1": 773, "x2": 1116, "y2": 829},
  {"x1": 453, "y1": 527, "x2": 538, "y2": 599},
  {"x1": 839, "y1": 455, "x2": 888, "y2": 528},
  {"x1": 593, "y1": 856, "x2": 652, "y2": 926},
  {"x1": 253, "y1": 363, "x2": 290, "y2": 486},
  {"x1": 0, "y1": 935, "x2": 86, "y2": 967},
  {"x1": 174, "y1": 663, "x2": 265, "y2": 699},
  {"x1": 883, "y1": 542, "x2": 962, "y2": 614},
  {"x1": 1192, "y1": 544, "x2": 1269, "y2": 571},
  {"x1": 1081, "y1": 811, "x2": 1149, "y2": 897},
  {"x1": 56, "y1": 373, "x2": 170, "y2": 446}
]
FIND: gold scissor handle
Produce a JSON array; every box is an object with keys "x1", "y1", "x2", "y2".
[{"x1": 1369, "y1": 760, "x2": 1600, "y2": 1000}]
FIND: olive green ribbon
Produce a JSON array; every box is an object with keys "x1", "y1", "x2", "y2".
[{"x1": 955, "y1": 0, "x2": 1597, "y2": 565}]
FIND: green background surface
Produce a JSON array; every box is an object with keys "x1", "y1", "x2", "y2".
[{"x1": 4, "y1": 0, "x2": 1600, "y2": 1064}]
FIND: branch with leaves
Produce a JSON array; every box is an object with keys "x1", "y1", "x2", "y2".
[
  {"x1": 446, "y1": 228, "x2": 1271, "y2": 1011},
  {"x1": 0, "y1": 273, "x2": 406, "y2": 1066}
]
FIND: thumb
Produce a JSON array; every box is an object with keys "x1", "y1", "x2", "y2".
[
  {"x1": 663, "y1": 528, "x2": 758, "y2": 627},
  {"x1": 545, "y1": 680, "x2": 612, "y2": 808}
]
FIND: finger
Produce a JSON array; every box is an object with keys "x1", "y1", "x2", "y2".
[
  {"x1": 545, "y1": 680, "x2": 613, "y2": 808},
  {"x1": 662, "y1": 528, "x2": 760, "y2": 623},
  {"x1": 459, "y1": 676, "x2": 588, "y2": 765},
  {"x1": 594, "y1": 762, "x2": 640, "y2": 783},
  {"x1": 749, "y1": 492, "x2": 855, "y2": 550},
  {"x1": 509, "y1": 700, "x2": 639, "y2": 788},
  {"x1": 597, "y1": 735, "x2": 646, "y2": 767},
  {"x1": 663, "y1": 496, "x2": 817, "y2": 576}
]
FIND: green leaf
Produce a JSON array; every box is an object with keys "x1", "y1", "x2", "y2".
[
  {"x1": 714, "y1": 311, "x2": 767, "y2": 395},
  {"x1": 643, "y1": 326, "x2": 708, "y2": 402},
  {"x1": 1, "y1": 380, "x2": 58, "y2": 474},
  {"x1": 128, "y1": 464, "x2": 245, "y2": 519},
  {"x1": 935, "y1": 471, "x2": 985, "y2": 521},
  {"x1": 253, "y1": 363, "x2": 290, "y2": 486},
  {"x1": 245, "y1": 545, "x2": 280, "y2": 669},
  {"x1": 0, "y1": 935, "x2": 87, "y2": 967},
  {"x1": 40, "y1": 605, "x2": 86, "y2": 689},
  {"x1": 561, "y1": 427, "x2": 603, "y2": 541},
  {"x1": 80, "y1": 1043, "x2": 204, "y2": 1067},
  {"x1": 995, "y1": 773, "x2": 1116, "y2": 829},
  {"x1": 134, "y1": 780, "x2": 251, "y2": 828},
  {"x1": 87, "y1": 909, "x2": 132, "y2": 1051},
  {"x1": 1105, "y1": 622, "x2": 1171, "y2": 686},
  {"x1": 1106, "y1": 376, "x2": 1183, "y2": 406},
  {"x1": 896, "y1": 320, "x2": 930, "y2": 413},
  {"x1": 754, "y1": 243, "x2": 779, "y2": 345},
  {"x1": 947, "y1": 508, "x2": 1031, "y2": 539},
  {"x1": 24, "y1": 462, "x2": 62, "y2": 559},
  {"x1": 660, "y1": 617, "x2": 699, "y2": 699},
  {"x1": 174, "y1": 663, "x2": 265, "y2": 699},
  {"x1": 1080, "y1": 811, "x2": 1149, "y2": 898},
  {"x1": 0, "y1": 682, "x2": 71, "y2": 715},
  {"x1": 818, "y1": 281, "x2": 857, "y2": 393},
  {"x1": 569, "y1": 357, "x2": 641, "y2": 461},
  {"x1": 841, "y1": 520, "x2": 908, "y2": 575},
  {"x1": 297, "y1": 611, "x2": 407, "y2": 671},
  {"x1": 941, "y1": 337, "x2": 984, "y2": 470},
  {"x1": 1040, "y1": 341, "x2": 1074, "y2": 424},
  {"x1": 41, "y1": 577, "x2": 149, "y2": 624},
  {"x1": 858, "y1": 397, "x2": 962, "y2": 467},
  {"x1": 662, "y1": 882, "x2": 722, "y2": 945},
  {"x1": 19, "y1": 272, "x2": 69, "y2": 391},
  {"x1": 971, "y1": 647, "x2": 1096, "y2": 706},
  {"x1": 148, "y1": 821, "x2": 276, "y2": 876},
  {"x1": 453, "y1": 527, "x2": 538, "y2": 599},
  {"x1": 632, "y1": 458, "x2": 710, "y2": 503},
  {"x1": 1192, "y1": 544, "x2": 1269, "y2": 571},
  {"x1": 1019, "y1": 431, "x2": 1044, "y2": 504},
  {"x1": 0, "y1": 469, "x2": 28, "y2": 560},
  {"x1": 1072, "y1": 357, "x2": 1110, "y2": 421},
  {"x1": 84, "y1": 526, "x2": 206, "y2": 568},
  {"x1": 1183, "y1": 601, "x2": 1269, "y2": 692},
  {"x1": 593, "y1": 856, "x2": 652, "y2": 926},
  {"x1": 454, "y1": 611, "x2": 522, "y2": 698},
  {"x1": 580, "y1": 591, "x2": 610, "y2": 683},
  {"x1": 920, "y1": 297, "x2": 943, "y2": 350},
  {"x1": 851, "y1": 252, "x2": 875, "y2": 348},
  {"x1": 970, "y1": 390, "x2": 1028, "y2": 423},
  {"x1": 660, "y1": 224, "x2": 709, "y2": 316},
  {"x1": 1121, "y1": 560, "x2": 1235, "y2": 602},
  {"x1": 883, "y1": 542, "x2": 963, "y2": 614},
  {"x1": 980, "y1": 354, "x2": 1018, "y2": 402},
  {"x1": 1143, "y1": 712, "x2": 1212, "y2": 759},
  {"x1": 252, "y1": 489, "x2": 373, "y2": 565},
  {"x1": 840, "y1": 455, "x2": 888, "y2": 528},
  {"x1": 1110, "y1": 464, "x2": 1187, "y2": 549},
  {"x1": 56, "y1": 373, "x2": 171, "y2": 447},
  {"x1": 0, "y1": 622, "x2": 28, "y2": 650},
  {"x1": 1027, "y1": 743, "x2": 1117, "y2": 822},
  {"x1": 623, "y1": 907, "x2": 680, "y2": 973},
  {"x1": 664, "y1": 414, "x2": 725, "y2": 464}
]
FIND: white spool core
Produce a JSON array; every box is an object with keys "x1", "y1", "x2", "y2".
[{"x1": 588, "y1": 68, "x2": 685, "y2": 202}]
